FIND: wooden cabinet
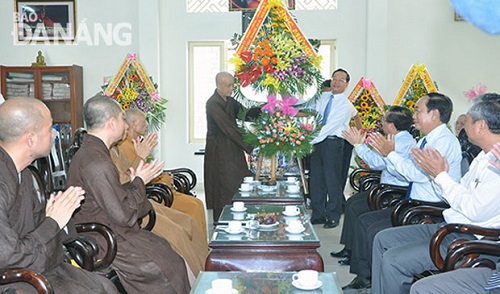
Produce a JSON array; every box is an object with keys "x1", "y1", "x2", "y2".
[{"x1": 0, "y1": 65, "x2": 84, "y2": 134}]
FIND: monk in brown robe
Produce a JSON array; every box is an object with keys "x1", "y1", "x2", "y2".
[
  {"x1": 204, "y1": 72, "x2": 253, "y2": 220},
  {"x1": 67, "y1": 95, "x2": 190, "y2": 294},
  {"x1": 114, "y1": 107, "x2": 207, "y2": 240},
  {"x1": 110, "y1": 109, "x2": 208, "y2": 277},
  {"x1": 0, "y1": 97, "x2": 117, "y2": 293}
]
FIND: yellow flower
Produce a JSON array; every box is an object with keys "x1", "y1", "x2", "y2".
[
  {"x1": 122, "y1": 87, "x2": 139, "y2": 102},
  {"x1": 361, "y1": 94, "x2": 370, "y2": 101},
  {"x1": 262, "y1": 74, "x2": 281, "y2": 89},
  {"x1": 229, "y1": 54, "x2": 244, "y2": 72},
  {"x1": 360, "y1": 101, "x2": 369, "y2": 108},
  {"x1": 364, "y1": 106, "x2": 372, "y2": 113},
  {"x1": 310, "y1": 55, "x2": 323, "y2": 68},
  {"x1": 268, "y1": 0, "x2": 283, "y2": 9}
]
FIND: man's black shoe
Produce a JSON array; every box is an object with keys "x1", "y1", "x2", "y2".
[
  {"x1": 342, "y1": 276, "x2": 371, "y2": 290},
  {"x1": 323, "y1": 220, "x2": 339, "y2": 229},
  {"x1": 338, "y1": 256, "x2": 350, "y2": 265},
  {"x1": 311, "y1": 218, "x2": 326, "y2": 225},
  {"x1": 330, "y1": 247, "x2": 350, "y2": 258}
]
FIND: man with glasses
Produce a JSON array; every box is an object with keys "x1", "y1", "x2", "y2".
[{"x1": 308, "y1": 68, "x2": 362, "y2": 228}]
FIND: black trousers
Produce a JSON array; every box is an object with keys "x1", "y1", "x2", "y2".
[
  {"x1": 340, "y1": 190, "x2": 372, "y2": 250},
  {"x1": 350, "y1": 207, "x2": 394, "y2": 278},
  {"x1": 309, "y1": 137, "x2": 345, "y2": 222}
]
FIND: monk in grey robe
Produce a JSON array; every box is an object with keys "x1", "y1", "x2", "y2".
[
  {"x1": 204, "y1": 72, "x2": 253, "y2": 221},
  {"x1": 0, "y1": 97, "x2": 116, "y2": 293},
  {"x1": 67, "y1": 95, "x2": 190, "y2": 294}
]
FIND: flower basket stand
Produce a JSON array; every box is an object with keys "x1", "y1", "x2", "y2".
[{"x1": 254, "y1": 153, "x2": 309, "y2": 194}]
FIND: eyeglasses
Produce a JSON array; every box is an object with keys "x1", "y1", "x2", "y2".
[{"x1": 331, "y1": 78, "x2": 347, "y2": 83}]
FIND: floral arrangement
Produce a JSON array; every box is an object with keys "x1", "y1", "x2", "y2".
[
  {"x1": 400, "y1": 75, "x2": 428, "y2": 111},
  {"x1": 102, "y1": 54, "x2": 167, "y2": 132},
  {"x1": 243, "y1": 94, "x2": 321, "y2": 159},
  {"x1": 229, "y1": 0, "x2": 323, "y2": 100},
  {"x1": 348, "y1": 78, "x2": 386, "y2": 133},
  {"x1": 394, "y1": 64, "x2": 437, "y2": 112},
  {"x1": 464, "y1": 82, "x2": 488, "y2": 102}
]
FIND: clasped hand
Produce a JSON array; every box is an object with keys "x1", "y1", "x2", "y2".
[
  {"x1": 45, "y1": 186, "x2": 85, "y2": 229},
  {"x1": 129, "y1": 158, "x2": 164, "y2": 184}
]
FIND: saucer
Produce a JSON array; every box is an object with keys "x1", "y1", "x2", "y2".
[
  {"x1": 282, "y1": 210, "x2": 300, "y2": 217},
  {"x1": 239, "y1": 188, "x2": 252, "y2": 192},
  {"x1": 292, "y1": 280, "x2": 322, "y2": 291},
  {"x1": 224, "y1": 227, "x2": 245, "y2": 234},
  {"x1": 205, "y1": 288, "x2": 238, "y2": 294},
  {"x1": 286, "y1": 189, "x2": 300, "y2": 194},
  {"x1": 258, "y1": 222, "x2": 279, "y2": 229},
  {"x1": 230, "y1": 207, "x2": 247, "y2": 212},
  {"x1": 285, "y1": 226, "x2": 305, "y2": 234}
]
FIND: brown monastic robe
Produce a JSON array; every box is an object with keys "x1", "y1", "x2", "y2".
[
  {"x1": 0, "y1": 147, "x2": 117, "y2": 293},
  {"x1": 110, "y1": 140, "x2": 208, "y2": 276},
  {"x1": 204, "y1": 90, "x2": 253, "y2": 220},
  {"x1": 114, "y1": 135, "x2": 208, "y2": 240},
  {"x1": 67, "y1": 135, "x2": 190, "y2": 294}
]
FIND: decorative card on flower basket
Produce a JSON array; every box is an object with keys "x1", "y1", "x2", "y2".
[
  {"x1": 393, "y1": 64, "x2": 437, "y2": 112},
  {"x1": 102, "y1": 53, "x2": 167, "y2": 132},
  {"x1": 348, "y1": 77, "x2": 387, "y2": 133}
]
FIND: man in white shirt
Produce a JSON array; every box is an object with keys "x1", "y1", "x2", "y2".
[
  {"x1": 342, "y1": 92, "x2": 462, "y2": 290},
  {"x1": 309, "y1": 68, "x2": 361, "y2": 228},
  {"x1": 372, "y1": 93, "x2": 500, "y2": 294},
  {"x1": 330, "y1": 106, "x2": 416, "y2": 265}
]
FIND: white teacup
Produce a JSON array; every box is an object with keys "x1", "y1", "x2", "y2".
[
  {"x1": 292, "y1": 270, "x2": 318, "y2": 288},
  {"x1": 211, "y1": 278, "x2": 233, "y2": 294},
  {"x1": 233, "y1": 201, "x2": 245, "y2": 211},
  {"x1": 240, "y1": 183, "x2": 251, "y2": 191},
  {"x1": 233, "y1": 212, "x2": 245, "y2": 220},
  {"x1": 227, "y1": 221, "x2": 242, "y2": 232},
  {"x1": 287, "y1": 219, "x2": 303, "y2": 231},
  {"x1": 285, "y1": 205, "x2": 300, "y2": 215},
  {"x1": 287, "y1": 185, "x2": 300, "y2": 193},
  {"x1": 243, "y1": 176, "x2": 254, "y2": 183},
  {"x1": 287, "y1": 176, "x2": 297, "y2": 183}
]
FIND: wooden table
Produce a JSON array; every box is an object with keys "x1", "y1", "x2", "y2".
[
  {"x1": 232, "y1": 180, "x2": 305, "y2": 205},
  {"x1": 191, "y1": 271, "x2": 342, "y2": 293},
  {"x1": 206, "y1": 204, "x2": 323, "y2": 272}
]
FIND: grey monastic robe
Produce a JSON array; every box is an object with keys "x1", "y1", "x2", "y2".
[
  {"x1": 204, "y1": 90, "x2": 253, "y2": 220},
  {"x1": 0, "y1": 147, "x2": 116, "y2": 293},
  {"x1": 67, "y1": 135, "x2": 190, "y2": 294}
]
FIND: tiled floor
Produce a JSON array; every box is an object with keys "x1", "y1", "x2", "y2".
[{"x1": 195, "y1": 184, "x2": 371, "y2": 293}]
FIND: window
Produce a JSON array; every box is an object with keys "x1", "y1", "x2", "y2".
[{"x1": 188, "y1": 40, "x2": 335, "y2": 143}]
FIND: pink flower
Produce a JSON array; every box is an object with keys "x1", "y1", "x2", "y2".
[
  {"x1": 464, "y1": 82, "x2": 488, "y2": 102},
  {"x1": 361, "y1": 78, "x2": 372, "y2": 89}
]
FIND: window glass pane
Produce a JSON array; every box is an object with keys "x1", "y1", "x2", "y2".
[{"x1": 190, "y1": 44, "x2": 222, "y2": 142}]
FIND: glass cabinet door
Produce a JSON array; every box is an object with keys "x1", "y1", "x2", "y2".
[
  {"x1": 41, "y1": 71, "x2": 72, "y2": 124},
  {"x1": 4, "y1": 70, "x2": 35, "y2": 99}
]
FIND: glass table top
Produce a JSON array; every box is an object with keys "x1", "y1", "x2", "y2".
[
  {"x1": 190, "y1": 271, "x2": 343, "y2": 294},
  {"x1": 233, "y1": 180, "x2": 304, "y2": 202},
  {"x1": 210, "y1": 204, "x2": 319, "y2": 244}
]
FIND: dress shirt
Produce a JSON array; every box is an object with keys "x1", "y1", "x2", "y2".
[
  {"x1": 385, "y1": 124, "x2": 462, "y2": 202},
  {"x1": 437, "y1": 151, "x2": 500, "y2": 228},
  {"x1": 311, "y1": 91, "x2": 357, "y2": 144},
  {"x1": 355, "y1": 130, "x2": 416, "y2": 186}
]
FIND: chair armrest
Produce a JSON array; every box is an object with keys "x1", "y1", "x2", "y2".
[
  {"x1": 138, "y1": 208, "x2": 156, "y2": 232},
  {"x1": 444, "y1": 239, "x2": 500, "y2": 271},
  {"x1": 367, "y1": 184, "x2": 407, "y2": 211},
  {"x1": 0, "y1": 268, "x2": 53, "y2": 294},
  {"x1": 391, "y1": 200, "x2": 448, "y2": 226},
  {"x1": 430, "y1": 223, "x2": 500, "y2": 271},
  {"x1": 146, "y1": 183, "x2": 174, "y2": 207},
  {"x1": 358, "y1": 173, "x2": 382, "y2": 192},
  {"x1": 72, "y1": 223, "x2": 117, "y2": 272},
  {"x1": 165, "y1": 168, "x2": 197, "y2": 196},
  {"x1": 349, "y1": 168, "x2": 381, "y2": 192}
]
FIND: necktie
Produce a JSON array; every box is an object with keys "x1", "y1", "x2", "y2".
[
  {"x1": 322, "y1": 94, "x2": 334, "y2": 125},
  {"x1": 485, "y1": 271, "x2": 500, "y2": 290},
  {"x1": 405, "y1": 137, "x2": 428, "y2": 199}
]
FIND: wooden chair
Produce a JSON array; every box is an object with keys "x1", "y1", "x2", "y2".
[
  {"x1": 0, "y1": 269, "x2": 53, "y2": 294},
  {"x1": 391, "y1": 199, "x2": 449, "y2": 226},
  {"x1": 367, "y1": 184, "x2": 408, "y2": 211},
  {"x1": 165, "y1": 168, "x2": 198, "y2": 196},
  {"x1": 348, "y1": 168, "x2": 382, "y2": 193}
]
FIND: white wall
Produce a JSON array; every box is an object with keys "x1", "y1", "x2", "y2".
[{"x1": 1, "y1": 0, "x2": 499, "y2": 186}]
